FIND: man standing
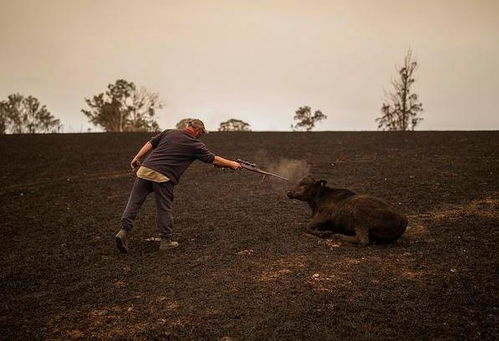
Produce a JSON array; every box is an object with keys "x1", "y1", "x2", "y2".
[{"x1": 115, "y1": 119, "x2": 241, "y2": 253}]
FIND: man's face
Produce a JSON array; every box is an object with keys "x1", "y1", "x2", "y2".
[
  {"x1": 186, "y1": 126, "x2": 203, "y2": 137},
  {"x1": 194, "y1": 128, "x2": 204, "y2": 137}
]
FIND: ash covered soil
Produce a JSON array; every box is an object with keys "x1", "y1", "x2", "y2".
[{"x1": 0, "y1": 131, "x2": 498, "y2": 340}]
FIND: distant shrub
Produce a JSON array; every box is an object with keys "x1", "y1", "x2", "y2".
[
  {"x1": 218, "y1": 119, "x2": 251, "y2": 132},
  {"x1": 292, "y1": 106, "x2": 327, "y2": 131}
]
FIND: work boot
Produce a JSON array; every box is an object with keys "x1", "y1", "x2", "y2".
[
  {"x1": 115, "y1": 229, "x2": 129, "y2": 254},
  {"x1": 159, "y1": 238, "x2": 179, "y2": 251}
]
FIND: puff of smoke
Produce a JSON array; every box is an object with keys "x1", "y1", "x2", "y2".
[
  {"x1": 267, "y1": 159, "x2": 310, "y2": 183},
  {"x1": 246, "y1": 150, "x2": 310, "y2": 191}
]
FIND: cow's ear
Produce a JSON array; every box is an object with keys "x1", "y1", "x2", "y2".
[{"x1": 320, "y1": 180, "x2": 327, "y2": 187}]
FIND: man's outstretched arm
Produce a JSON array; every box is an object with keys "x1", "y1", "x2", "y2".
[
  {"x1": 213, "y1": 156, "x2": 241, "y2": 170},
  {"x1": 130, "y1": 141, "x2": 153, "y2": 169}
]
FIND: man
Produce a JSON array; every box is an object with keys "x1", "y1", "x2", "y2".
[{"x1": 115, "y1": 119, "x2": 241, "y2": 253}]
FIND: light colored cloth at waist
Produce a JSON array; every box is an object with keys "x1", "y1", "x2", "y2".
[{"x1": 136, "y1": 166, "x2": 170, "y2": 183}]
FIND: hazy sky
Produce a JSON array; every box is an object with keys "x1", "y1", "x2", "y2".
[{"x1": 1, "y1": 0, "x2": 498, "y2": 131}]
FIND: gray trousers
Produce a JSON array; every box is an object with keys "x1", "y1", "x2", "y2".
[{"x1": 121, "y1": 178, "x2": 174, "y2": 239}]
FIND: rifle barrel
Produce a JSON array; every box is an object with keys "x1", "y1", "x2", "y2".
[{"x1": 240, "y1": 163, "x2": 288, "y2": 181}]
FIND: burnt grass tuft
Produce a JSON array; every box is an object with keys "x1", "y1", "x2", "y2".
[{"x1": 1, "y1": 131, "x2": 498, "y2": 340}]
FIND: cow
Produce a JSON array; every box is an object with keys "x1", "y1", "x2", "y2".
[{"x1": 287, "y1": 176, "x2": 408, "y2": 247}]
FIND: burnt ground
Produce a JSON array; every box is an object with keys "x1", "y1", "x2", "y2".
[{"x1": 0, "y1": 131, "x2": 498, "y2": 340}]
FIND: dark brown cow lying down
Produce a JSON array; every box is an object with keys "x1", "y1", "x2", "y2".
[{"x1": 287, "y1": 177, "x2": 408, "y2": 247}]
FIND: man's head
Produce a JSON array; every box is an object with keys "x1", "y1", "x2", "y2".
[
  {"x1": 186, "y1": 119, "x2": 208, "y2": 137},
  {"x1": 287, "y1": 176, "x2": 327, "y2": 201}
]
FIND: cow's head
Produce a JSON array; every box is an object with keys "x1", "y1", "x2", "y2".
[{"x1": 287, "y1": 176, "x2": 327, "y2": 201}]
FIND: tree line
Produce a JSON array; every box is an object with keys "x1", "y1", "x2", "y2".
[{"x1": 0, "y1": 50, "x2": 422, "y2": 134}]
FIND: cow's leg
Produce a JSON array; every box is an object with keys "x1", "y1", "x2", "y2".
[
  {"x1": 304, "y1": 215, "x2": 333, "y2": 238},
  {"x1": 305, "y1": 226, "x2": 334, "y2": 238},
  {"x1": 333, "y1": 228, "x2": 369, "y2": 247}
]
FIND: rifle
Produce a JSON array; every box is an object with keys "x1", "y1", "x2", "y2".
[{"x1": 236, "y1": 159, "x2": 288, "y2": 181}]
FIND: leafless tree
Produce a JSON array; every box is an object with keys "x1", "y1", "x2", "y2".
[
  {"x1": 376, "y1": 49, "x2": 423, "y2": 131},
  {"x1": 127, "y1": 87, "x2": 161, "y2": 132}
]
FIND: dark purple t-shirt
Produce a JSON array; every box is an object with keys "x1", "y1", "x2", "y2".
[{"x1": 141, "y1": 129, "x2": 215, "y2": 185}]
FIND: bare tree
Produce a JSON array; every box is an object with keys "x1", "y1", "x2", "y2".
[
  {"x1": 218, "y1": 118, "x2": 251, "y2": 131},
  {"x1": 376, "y1": 49, "x2": 423, "y2": 131},
  {"x1": 127, "y1": 87, "x2": 161, "y2": 132},
  {"x1": 292, "y1": 106, "x2": 327, "y2": 131},
  {"x1": 0, "y1": 93, "x2": 61, "y2": 134},
  {"x1": 82, "y1": 79, "x2": 162, "y2": 132}
]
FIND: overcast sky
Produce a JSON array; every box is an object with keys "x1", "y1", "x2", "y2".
[{"x1": 1, "y1": 0, "x2": 498, "y2": 132}]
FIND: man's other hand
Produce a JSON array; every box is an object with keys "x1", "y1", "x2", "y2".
[{"x1": 130, "y1": 157, "x2": 141, "y2": 170}]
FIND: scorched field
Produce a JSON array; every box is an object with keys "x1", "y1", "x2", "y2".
[{"x1": 0, "y1": 131, "x2": 498, "y2": 340}]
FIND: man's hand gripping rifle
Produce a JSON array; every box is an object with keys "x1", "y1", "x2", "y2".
[{"x1": 236, "y1": 159, "x2": 288, "y2": 181}]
